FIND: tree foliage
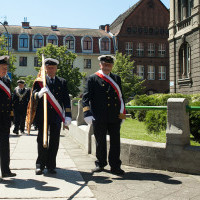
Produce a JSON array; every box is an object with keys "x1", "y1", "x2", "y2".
[
  {"x1": 112, "y1": 51, "x2": 145, "y2": 102},
  {"x1": 0, "y1": 35, "x2": 17, "y2": 90},
  {"x1": 36, "y1": 43, "x2": 85, "y2": 97}
]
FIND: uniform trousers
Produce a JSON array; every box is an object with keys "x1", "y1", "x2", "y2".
[
  {"x1": 93, "y1": 120, "x2": 122, "y2": 169},
  {"x1": 0, "y1": 126, "x2": 10, "y2": 174},
  {"x1": 14, "y1": 109, "x2": 27, "y2": 132},
  {"x1": 36, "y1": 122, "x2": 61, "y2": 170}
]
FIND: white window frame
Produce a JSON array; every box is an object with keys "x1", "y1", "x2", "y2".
[
  {"x1": 32, "y1": 34, "x2": 44, "y2": 51},
  {"x1": 46, "y1": 34, "x2": 58, "y2": 45},
  {"x1": 147, "y1": 65, "x2": 155, "y2": 80},
  {"x1": 18, "y1": 33, "x2": 29, "y2": 51},
  {"x1": 125, "y1": 42, "x2": 133, "y2": 55},
  {"x1": 148, "y1": 43, "x2": 155, "y2": 57},
  {"x1": 99, "y1": 37, "x2": 110, "y2": 54},
  {"x1": 158, "y1": 66, "x2": 166, "y2": 80},
  {"x1": 137, "y1": 65, "x2": 144, "y2": 79},
  {"x1": 81, "y1": 36, "x2": 93, "y2": 53},
  {"x1": 64, "y1": 34, "x2": 75, "y2": 52},
  {"x1": 3, "y1": 32, "x2": 12, "y2": 49},
  {"x1": 158, "y1": 43, "x2": 166, "y2": 57},
  {"x1": 136, "y1": 43, "x2": 144, "y2": 57}
]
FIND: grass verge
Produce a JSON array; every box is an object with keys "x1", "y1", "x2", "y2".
[{"x1": 121, "y1": 118, "x2": 200, "y2": 146}]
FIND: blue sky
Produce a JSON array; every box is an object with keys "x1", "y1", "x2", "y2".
[{"x1": 1, "y1": 0, "x2": 169, "y2": 29}]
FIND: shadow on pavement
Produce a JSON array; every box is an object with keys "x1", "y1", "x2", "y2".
[{"x1": 1, "y1": 178, "x2": 59, "y2": 191}]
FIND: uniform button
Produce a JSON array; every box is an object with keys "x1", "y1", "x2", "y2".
[
  {"x1": 106, "y1": 91, "x2": 109, "y2": 93},
  {"x1": 102, "y1": 84, "x2": 105, "y2": 86},
  {"x1": 108, "y1": 104, "x2": 110, "y2": 107},
  {"x1": 2, "y1": 104, "x2": 4, "y2": 106},
  {"x1": 2, "y1": 110, "x2": 4, "y2": 112},
  {"x1": 108, "y1": 97, "x2": 110, "y2": 99},
  {"x1": 115, "y1": 97, "x2": 117, "y2": 99},
  {"x1": 7, "y1": 111, "x2": 9, "y2": 113},
  {"x1": 115, "y1": 104, "x2": 117, "y2": 106},
  {"x1": 7, "y1": 104, "x2": 9, "y2": 106}
]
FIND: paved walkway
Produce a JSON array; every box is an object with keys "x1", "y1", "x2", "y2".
[{"x1": 1, "y1": 126, "x2": 200, "y2": 200}]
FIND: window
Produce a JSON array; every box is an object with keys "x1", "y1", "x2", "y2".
[
  {"x1": 158, "y1": 66, "x2": 166, "y2": 80},
  {"x1": 34, "y1": 57, "x2": 39, "y2": 67},
  {"x1": 179, "y1": 43, "x2": 191, "y2": 79},
  {"x1": 125, "y1": 42, "x2": 133, "y2": 55},
  {"x1": 3, "y1": 33, "x2": 12, "y2": 48},
  {"x1": 47, "y1": 35, "x2": 58, "y2": 45},
  {"x1": 83, "y1": 37, "x2": 92, "y2": 50},
  {"x1": 148, "y1": 43, "x2": 155, "y2": 57},
  {"x1": 19, "y1": 34, "x2": 28, "y2": 48},
  {"x1": 137, "y1": 65, "x2": 144, "y2": 79},
  {"x1": 66, "y1": 59, "x2": 73, "y2": 68},
  {"x1": 19, "y1": 57, "x2": 27, "y2": 67},
  {"x1": 34, "y1": 34, "x2": 43, "y2": 48},
  {"x1": 84, "y1": 59, "x2": 91, "y2": 69},
  {"x1": 158, "y1": 43, "x2": 166, "y2": 57},
  {"x1": 147, "y1": 65, "x2": 155, "y2": 80},
  {"x1": 65, "y1": 36, "x2": 75, "y2": 50},
  {"x1": 178, "y1": 0, "x2": 193, "y2": 21},
  {"x1": 136, "y1": 43, "x2": 144, "y2": 57},
  {"x1": 100, "y1": 37, "x2": 110, "y2": 51}
]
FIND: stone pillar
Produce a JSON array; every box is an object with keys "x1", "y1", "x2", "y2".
[
  {"x1": 166, "y1": 98, "x2": 190, "y2": 146},
  {"x1": 71, "y1": 99, "x2": 78, "y2": 120},
  {"x1": 76, "y1": 99, "x2": 87, "y2": 126}
]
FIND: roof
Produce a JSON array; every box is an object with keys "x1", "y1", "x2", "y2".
[
  {"x1": 110, "y1": 0, "x2": 142, "y2": 35},
  {"x1": 0, "y1": 25, "x2": 111, "y2": 38}
]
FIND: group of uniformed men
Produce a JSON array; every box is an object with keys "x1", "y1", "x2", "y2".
[{"x1": 0, "y1": 53, "x2": 125, "y2": 179}]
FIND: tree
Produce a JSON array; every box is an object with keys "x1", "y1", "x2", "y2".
[
  {"x1": 36, "y1": 43, "x2": 85, "y2": 97},
  {"x1": 0, "y1": 35, "x2": 17, "y2": 90},
  {"x1": 112, "y1": 51, "x2": 145, "y2": 102}
]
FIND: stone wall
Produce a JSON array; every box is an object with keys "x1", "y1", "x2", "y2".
[{"x1": 64, "y1": 98, "x2": 200, "y2": 174}]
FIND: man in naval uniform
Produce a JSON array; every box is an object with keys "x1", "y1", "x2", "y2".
[
  {"x1": 33, "y1": 58, "x2": 72, "y2": 175},
  {"x1": 0, "y1": 55, "x2": 16, "y2": 178},
  {"x1": 13, "y1": 80, "x2": 30, "y2": 134},
  {"x1": 82, "y1": 55, "x2": 126, "y2": 175}
]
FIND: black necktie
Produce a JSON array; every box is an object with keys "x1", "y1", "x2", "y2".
[{"x1": 51, "y1": 78, "x2": 54, "y2": 84}]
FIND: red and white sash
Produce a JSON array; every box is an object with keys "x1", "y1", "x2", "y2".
[
  {"x1": 95, "y1": 70, "x2": 126, "y2": 115},
  {"x1": 38, "y1": 82, "x2": 65, "y2": 123},
  {"x1": 0, "y1": 80, "x2": 11, "y2": 99}
]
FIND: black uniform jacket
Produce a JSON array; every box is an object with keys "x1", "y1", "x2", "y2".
[
  {"x1": 12, "y1": 87, "x2": 30, "y2": 112},
  {"x1": 33, "y1": 76, "x2": 71, "y2": 124},
  {"x1": 82, "y1": 72, "x2": 123, "y2": 123},
  {"x1": 0, "y1": 76, "x2": 11, "y2": 129}
]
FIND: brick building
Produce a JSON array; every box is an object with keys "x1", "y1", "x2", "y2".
[
  {"x1": 168, "y1": 0, "x2": 200, "y2": 94},
  {"x1": 0, "y1": 22, "x2": 114, "y2": 92},
  {"x1": 109, "y1": 0, "x2": 170, "y2": 94}
]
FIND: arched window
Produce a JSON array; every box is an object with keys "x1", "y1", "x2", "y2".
[
  {"x1": 65, "y1": 35, "x2": 75, "y2": 50},
  {"x1": 47, "y1": 35, "x2": 58, "y2": 45},
  {"x1": 19, "y1": 34, "x2": 29, "y2": 48},
  {"x1": 179, "y1": 43, "x2": 191, "y2": 79},
  {"x1": 3, "y1": 32, "x2": 12, "y2": 48},
  {"x1": 100, "y1": 37, "x2": 110, "y2": 51},
  {"x1": 33, "y1": 34, "x2": 43, "y2": 48},
  {"x1": 82, "y1": 36, "x2": 92, "y2": 50}
]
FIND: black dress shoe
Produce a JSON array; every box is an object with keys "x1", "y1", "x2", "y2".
[
  {"x1": 35, "y1": 168, "x2": 44, "y2": 175},
  {"x1": 48, "y1": 169, "x2": 57, "y2": 174},
  {"x1": 111, "y1": 168, "x2": 125, "y2": 175},
  {"x1": 2, "y1": 172, "x2": 16, "y2": 178},
  {"x1": 13, "y1": 130, "x2": 19, "y2": 135},
  {"x1": 91, "y1": 166, "x2": 104, "y2": 173}
]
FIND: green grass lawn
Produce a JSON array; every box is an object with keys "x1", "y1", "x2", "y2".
[{"x1": 121, "y1": 118, "x2": 200, "y2": 146}]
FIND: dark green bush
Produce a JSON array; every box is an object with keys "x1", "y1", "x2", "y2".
[{"x1": 126, "y1": 93, "x2": 200, "y2": 140}]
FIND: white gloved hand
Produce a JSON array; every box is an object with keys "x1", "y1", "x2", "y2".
[
  {"x1": 121, "y1": 119, "x2": 125, "y2": 125},
  {"x1": 65, "y1": 117, "x2": 72, "y2": 126},
  {"x1": 84, "y1": 116, "x2": 95, "y2": 125},
  {"x1": 38, "y1": 87, "x2": 48, "y2": 98}
]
